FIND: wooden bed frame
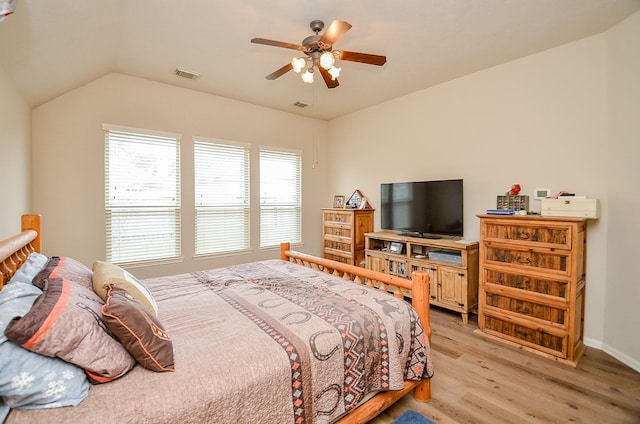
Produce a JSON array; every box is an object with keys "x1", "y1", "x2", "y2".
[{"x1": 1, "y1": 214, "x2": 431, "y2": 424}]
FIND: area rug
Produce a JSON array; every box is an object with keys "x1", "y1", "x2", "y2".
[{"x1": 392, "y1": 410, "x2": 436, "y2": 424}]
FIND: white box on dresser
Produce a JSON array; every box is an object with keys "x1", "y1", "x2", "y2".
[{"x1": 541, "y1": 198, "x2": 600, "y2": 219}]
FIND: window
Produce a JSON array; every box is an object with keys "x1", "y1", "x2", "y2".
[
  {"x1": 194, "y1": 139, "x2": 250, "y2": 255},
  {"x1": 104, "y1": 125, "x2": 181, "y2": 264},
  {"x1": 260, "y1": 147, "x2": 302, "y2": 247}
]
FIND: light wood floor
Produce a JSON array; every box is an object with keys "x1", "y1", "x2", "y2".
[{"x1": 370, "y1": 307, "x2": 640, "y2": 424}]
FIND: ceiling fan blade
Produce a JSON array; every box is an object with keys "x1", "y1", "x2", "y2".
[
  {"x1": 266, "y1": 63, "x2": 293, "y2": 80},
  {"x1": 318, "y1": 66, "x2": 339, "y2": 89},
  {"x1": 337, "y1": 50, "x2": 387, "y2": 66},
  {"x1": 251, "y1": 38, "x2": 305, "y2": 51},
  {"x1": 319, "y1": 20, "x2": 352, "y2": 46}
]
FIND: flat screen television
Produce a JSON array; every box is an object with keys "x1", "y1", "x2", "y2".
[{"x1": 380, "y1": 179, "x2": 463, "y2": 238}]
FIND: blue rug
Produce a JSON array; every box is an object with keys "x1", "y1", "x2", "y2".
[{"x1": 392, "y1": 410, "x2": 436, "y2": 424}]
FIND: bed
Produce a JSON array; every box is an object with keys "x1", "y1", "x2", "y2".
[{"x1": 0, "y1": 214, "x2": 432, "y2": 424}]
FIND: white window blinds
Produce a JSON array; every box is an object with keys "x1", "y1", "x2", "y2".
[
  {"x1": 259, "y1": 147, "x2": 302, "y2": 247},
  {"x1": 104, "y1": 127, "x2": 181, "y2": 264},
  {"x1": 194, "y1": 140, "x2": 250, "y2": 255}
]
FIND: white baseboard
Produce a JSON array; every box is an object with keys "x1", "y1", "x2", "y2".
[
  {"x1": 583, "y1": 337, "x2": 603, "y2": 349},
  {"x1": 584, "y1": 337, "x2": 640, "y2": 373}
]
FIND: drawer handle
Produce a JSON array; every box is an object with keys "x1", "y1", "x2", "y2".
[
  {"x1": 516, "y1": 255, "x2": 531, "y2": 264},
  {"x1": 516, "y1": 231, "x2": 531, "y2": 240}
]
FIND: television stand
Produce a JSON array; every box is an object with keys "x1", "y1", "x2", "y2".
[{"x1": 365, "y1": 231, "x2": 479, "y2": 323}]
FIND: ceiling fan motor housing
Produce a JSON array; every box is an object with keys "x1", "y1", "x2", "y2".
[{"x1": 309, "y1": 20, "x2": 325, "y2": 33}]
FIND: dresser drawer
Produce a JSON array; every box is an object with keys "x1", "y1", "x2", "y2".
[
  {"x1": 484, "y1": 292, "x2": 567, "y2": 326},
  {"x1": 323, "y1": 225, "x2": 353, "y2": 239},
  {"x1": 323, "y1": 239, "x2": 352, "y2": 253},
  {"x1": 483, "y1": 314, "x2": 567, "y2": 358},
  {"x1": 323, "y1": 253, "x2": 351, "y2": 264},
  {"x1": 324, "y1": 211, "x2": 353, "y2": 224},
  {"x1": 483, "y1": 244, "x2": 571, "y2": 276},
  {"x1": 482, "y1": 221, "x2": 572, "y2": 250},
  {"x1": 484, "y1": 268, "x2": 569, "y2": 300}
]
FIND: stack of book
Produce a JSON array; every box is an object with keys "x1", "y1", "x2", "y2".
[{"x1": 486, "y1": 209, "x2": 515, "y2": 215}]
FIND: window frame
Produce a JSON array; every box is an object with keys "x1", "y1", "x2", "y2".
[
  {"x1": 103, "y1": 124, "x2": 182, "y2": 265},
  {"x1": 193, "y1": 137, "x2": 251, "y2": 256},
  {"x1": 259, "y1": 146, "x2": 303, "y2": 248}
]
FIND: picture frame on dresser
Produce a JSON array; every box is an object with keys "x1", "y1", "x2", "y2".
[{"x1": 333, "y1": 195, "x2": 345, "y2": 208}]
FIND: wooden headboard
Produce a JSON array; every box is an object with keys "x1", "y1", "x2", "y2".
[{"x1": 0, "y1": 214, "x2": 41, "y2": 289}]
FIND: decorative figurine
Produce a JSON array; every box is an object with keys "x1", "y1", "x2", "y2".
[{"x1": 506, "y1": 184, "x2": 521, "y2": 195}]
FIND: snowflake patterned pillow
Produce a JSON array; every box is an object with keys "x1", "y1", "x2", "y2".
[{"x1": 0, "y1": 281, "x2": 89, "y2": 417}]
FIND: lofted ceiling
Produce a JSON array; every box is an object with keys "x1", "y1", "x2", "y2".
[{"x1": 0, "y1": 0, "x2": 638, "y2": 120}]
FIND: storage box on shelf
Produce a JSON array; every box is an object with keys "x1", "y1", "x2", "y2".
[
  {"x1": 365, "y1": 231, "x2": 479, "y2": 323},
  {"x1": 475, "y1": 214, "x2": 587, "y2": 366},
  {"x1": 321, "y1": 208, "x2": 374, "y2": 266}
]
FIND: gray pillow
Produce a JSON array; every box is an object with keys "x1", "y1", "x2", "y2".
[
  {"x1": 0, "y1": 281, "x2": 89, "y2": 411},
  {"x1": 5, "y1": 278, "x2": 136, "y2": 384}
]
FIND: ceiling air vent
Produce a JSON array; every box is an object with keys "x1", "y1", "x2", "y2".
[
  {"x1": 175, "y1": 68, "x2": 200, "y2": 80},
  {"x1": 293, "y1": 101, "x2": 308, "y2": 108}
]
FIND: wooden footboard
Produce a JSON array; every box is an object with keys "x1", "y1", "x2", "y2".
[{"x1": 280, "y1": 242, "x2": 432, "y2": 423}]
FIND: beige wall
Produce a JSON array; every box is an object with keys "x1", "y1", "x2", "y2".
[
  {"x1": 328, "y1": 25, "x2": 638, "y2": 371},
  {"x1": 0, "y1": 64, "x2": 31, "y2": 238},
  {"x1": 31, "y1": 73, "x2": 329, "y2": 278},
  {"x1": 604, "y1": 11, "x2": 640, "y2": 371}
]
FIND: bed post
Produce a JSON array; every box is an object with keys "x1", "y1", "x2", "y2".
[
  {"x1": 280, "y1": 242, "x2": 291, "y2": 261},
  {"x1": 410, "y1": 270, "x2": 432, "y2": 402},
  {"x1": 22, "y1": 214, "x2": 41, "y2": 253}
]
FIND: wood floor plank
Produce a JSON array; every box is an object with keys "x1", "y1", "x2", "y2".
[{"x1": 371, "y1": 307, "x2": 640, "y2": 424}]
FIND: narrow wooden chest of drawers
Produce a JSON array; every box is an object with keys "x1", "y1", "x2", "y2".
[
  {"x1": 322, "y1": 208, "x2": 374, "y2": 266},
  {"x1": 476, "y1": 215, "x2": 587, "y2": 366}
]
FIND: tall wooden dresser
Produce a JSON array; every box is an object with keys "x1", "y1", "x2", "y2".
[
  {"x1": 321, "y1": 208, "x2": 374, "y2": 266},
  {"x1": 476, "y1": 215, "x2": 587, "y2": 366}
]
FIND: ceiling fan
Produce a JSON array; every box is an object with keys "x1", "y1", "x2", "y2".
[{"x1": 251, "y1": 19, "x2": 386, "y2": 88}]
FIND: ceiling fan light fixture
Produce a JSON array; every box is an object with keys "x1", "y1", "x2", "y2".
[
  {"x1": 291, "y1": 57, "x2": 306, "y2": 73},
  {"x1": 301, "y1": 68, "x2": 314, "y2": 83},
  {"x1": 328, "y1": 66, "x2": 341, "y2": 80},
  {"x1": 319, "y1": 51, "x2": 335, "y2": 70}
]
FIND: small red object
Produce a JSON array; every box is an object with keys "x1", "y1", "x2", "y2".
[{"x1": 507, "y1": 184, "x2": 521, "y2": 195}]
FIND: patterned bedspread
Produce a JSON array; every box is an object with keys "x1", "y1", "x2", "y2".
[{"x1": 7, "y1": 259, "x2": 433, "y2": 424}]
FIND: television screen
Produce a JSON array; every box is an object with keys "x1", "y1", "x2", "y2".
[{"x1": 381, "y1": 179, "x2": 463, "y2": 238}]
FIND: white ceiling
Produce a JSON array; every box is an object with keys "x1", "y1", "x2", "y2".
[{"x1": 1, "y1": 0, "x2": 638, "y2": 120}]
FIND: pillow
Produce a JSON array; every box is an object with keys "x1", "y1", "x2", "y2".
[
  {"x1": 102, "y1": 285, "x2": 174, "y2": 372},
  {"x1": 32, "y1": 256, "x2": 93, "y2": 290},
  {"x1": 93, "y1": 261, "x2": 158, "y2": 316},
  {"x1": 0, "y1": 281, "x2": 89, "y2": 411},
  {"x1": 4, "y1": 278, "x2": 135, "y2": 384},
  {"x1": 8, "y1": 252, "x2": 49, "y2": 285}
]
